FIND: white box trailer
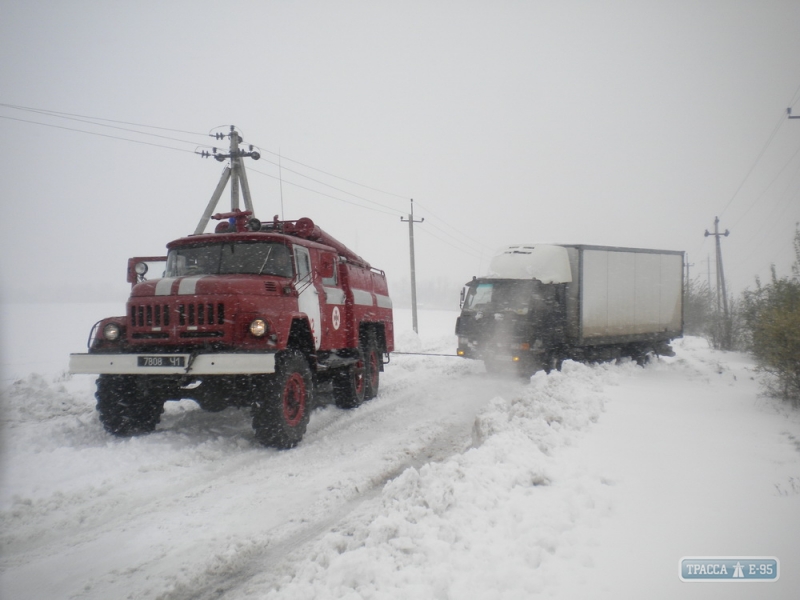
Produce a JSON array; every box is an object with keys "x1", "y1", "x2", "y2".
[
  {"x1": 456, "y1": 243, "x2": 684, "y2": 375},
  {"x1": 564, "y1": 245, "x2": 684, "y2": 345}
]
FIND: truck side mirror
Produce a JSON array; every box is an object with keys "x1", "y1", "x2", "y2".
[
  {"x1": 459, "y1": 287, "x2": 466, "y2": 309},
  {"x1": 127, "y1": 256, "x2": 168, "y2": 285}
]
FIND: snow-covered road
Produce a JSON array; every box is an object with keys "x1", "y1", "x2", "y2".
[{"x1": 1, "y1": 305, "x2": 799, "y2": 599}]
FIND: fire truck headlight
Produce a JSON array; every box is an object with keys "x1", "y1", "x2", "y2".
[
  {"x1": 134, "y1": 262, "x2": 149, "y2": 276},
  {"x1": 249, "y1": 319, "x2": 268, "y2": 337},
  {"x1": 103, "y1": 323, "x2": 121, "y2": 341}
]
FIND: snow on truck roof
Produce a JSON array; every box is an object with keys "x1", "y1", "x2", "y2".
[{"x1": 485, "y1": 244, "x2": 573, "y2": 283}]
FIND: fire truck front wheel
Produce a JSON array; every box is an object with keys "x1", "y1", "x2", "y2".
[
  {"x1": 251, "y1": 351, "x2": 313, "y2": 449},
  {"x1": 95, "y1": 375, "x2": 165, "y2": 436}
]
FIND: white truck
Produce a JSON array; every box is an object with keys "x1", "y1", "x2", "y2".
[{"x1": 455, "y1": 244, "x2": 684, "y2": 375}]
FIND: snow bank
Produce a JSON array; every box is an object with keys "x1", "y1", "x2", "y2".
[{"x1": 256, "y1": 361, "x2": 628, "y2": 599}]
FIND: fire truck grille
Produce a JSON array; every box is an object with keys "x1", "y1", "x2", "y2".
[
  {"x1": 129, "y1": 303, "x2": 226, "y2": 327},
  {"x1": 131, "y1": 303, "x2": 171, "y2": 327},
  {"x1": 177, "y1": 302, "x2": 225, "y2": 326}
]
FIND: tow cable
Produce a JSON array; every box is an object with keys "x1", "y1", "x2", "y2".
[{"x1": 391, "y1": 352, "x2": 461, "y2": 357}]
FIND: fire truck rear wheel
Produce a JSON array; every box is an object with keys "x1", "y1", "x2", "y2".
[
  {"x1": 251, "y1": 351, "x2": 312, "y2": 449},
  {"x1": 95, "y1": 375, "x2": 165, "y2": 436},
  {"x1": 333, "y1": 353, "x2": 366, "y2": 409}
]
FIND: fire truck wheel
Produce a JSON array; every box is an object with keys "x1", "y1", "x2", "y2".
[
  {"x1": 251, "y1": 351, "x2": 312, "y2": 449},
  {"x1": 363, "y1": 337, "x2": 380, "y2": 400},
  {"x1": 95, "y1": 375, "x2": 165, "y2": 436},
  {"x1": 333, "y1": 354, "x2": 366, "y2": 409}
]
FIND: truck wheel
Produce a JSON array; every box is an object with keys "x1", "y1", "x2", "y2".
[
  {"x1": 363, "y1": 336, "x2": 380, "y2": 400},
  {"x1": 544, "y1": 353, "x2": 563, "y2": 374},
  {"x1": 333, "y1": 354, "x2": 366, "y2": 409},
  {"x1": 484, "y1": 359, "x2": 501, "y2": 374},
  {"x1": 95, "y1": 375, "x2": 165, "y2": 436},
  {"x1": 252, "y1": 351, "x2": 312, "y2": 449}
]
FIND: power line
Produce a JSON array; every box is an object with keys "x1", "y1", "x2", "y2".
[
  {"x1": 719, "y1": 80, "x2": 800, "y2": 218},
  {"x1": 719, "y1": 112, "x2": 786, "y2": 219},
  {"x1": 0, "y1": 114, "x2": 197, "y2": 154},
  {"x1": 3, "y1": 107, "x2": 214, "y2": 149},
  {"x1": 417, "y1": 225, "x2": 485, "y2": 262},
  {"x1": 255, "y1": 146, "x2": 409, "y2": 200},
  {"x1": 247, "y1": 165, "x2": 402, "y2": 217},
  {"x1": 0, "y1": 102, "x2": 208, "y2": 136},
  {"x1": 256, "y1": 155, "x2": 404, "y2": 216},
  {"x1": 1, "y1": 102, "x2": 410, "y2": 214},
  {"x1": 413, "y1": 199, "x2": 494, "y2": 252},
  {"x1": 789, "y1": 80, "x2": 800, "y2": 108},
  {"x1": 0, "y1": 103, "x2": 494, "y2": 264},
  {"x1": 729, "y1": 140, "x2": 800, "y2": 231}
]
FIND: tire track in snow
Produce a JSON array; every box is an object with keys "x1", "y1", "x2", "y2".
[
  {"x1": 1, "y1": 354, "x2": 524, "y2": 599},
  {"x1": 151, "y1": 362, "x2": 526, "y2": 600}
]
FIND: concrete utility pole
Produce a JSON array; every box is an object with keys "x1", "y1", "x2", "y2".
[
  {"x1": 704, "y1": 217, "x2": 731, "y2": 348},
  {"x1": 401, "y1": 199, "x2": 424, "y2": 333},
  {"x1": 194, "y1": 126, "x2": 261, "y2": 235},
  {"x1": 685, "y1": 254, "x2": 694, "y2": 292}
]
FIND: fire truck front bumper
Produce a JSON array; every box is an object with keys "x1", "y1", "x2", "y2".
[{"x1": 69, "y1": 352, "x2": 276, "y2": 375}]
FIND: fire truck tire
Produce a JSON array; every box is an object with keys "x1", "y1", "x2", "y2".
[
  {"x1": 251, "y1": 351, "x2": 312, "y2": 449},
  {"x1": 333, "y1": 355, "x2": 366, "y2": 409},
  {"x1": 363, "y1": 336, "x2": 380, "y2": 400},
  {"x1": 95, "y1": 375, "x2": 165, "y2": 436}
]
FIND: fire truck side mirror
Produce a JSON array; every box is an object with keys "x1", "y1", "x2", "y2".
[
  {"x1": 317, "y1": 253, "x2": 336, "y2": 279},
  {"x1": 127, "y1": 256, "x2": 168, "y2": 285}
]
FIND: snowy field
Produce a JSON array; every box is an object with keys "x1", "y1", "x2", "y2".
[{"x1": 1, "y1": 303, "x2": 799, "y2": 599}]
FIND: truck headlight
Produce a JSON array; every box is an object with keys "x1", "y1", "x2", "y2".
[
  {"x1": 103, "y1": 323, "x2": 121, "y2": 341},
  {"x1": 249, "y1": 319, "x2": 268, "y2": 337}
]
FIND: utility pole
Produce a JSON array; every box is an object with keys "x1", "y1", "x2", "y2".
[
  {"x1": 704, "y1": 216, "x2": 730, "y2": 348},
  {"x1": 685, "y1": 254, "x2": 694, "y2": 292},
  {"x1": 401, "y1": 199, "x2": 424, "y2": 333},
  {"x1": 194, "y1": 126, "x2": 261, "y2": 234},
  {"x1": 684, "y1": 254, "x2": 695, "y2": 327}
]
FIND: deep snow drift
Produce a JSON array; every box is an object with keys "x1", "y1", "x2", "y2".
[{"x1": 1, "y1": 304, "x2": 799, "y2": 599}]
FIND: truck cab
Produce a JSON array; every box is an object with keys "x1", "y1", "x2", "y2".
[{"x1": 456, "y1": 243, "x2": 684, "y2": 377}]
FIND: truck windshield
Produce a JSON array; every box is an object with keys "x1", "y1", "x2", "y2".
[
  {"x1": 164, "y1": 242, "x2": 293, "y2": 277},
  {"x1": 464, "y1": 280, "x2": 541, "y2": 312}
]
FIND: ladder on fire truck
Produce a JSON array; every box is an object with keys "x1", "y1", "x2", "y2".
[{"x1": 194, "y1": 126, "x2": 261, "y2": 235}]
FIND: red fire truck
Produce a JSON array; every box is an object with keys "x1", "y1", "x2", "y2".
[{"x1": 69, "y1": 128, "x2": 394, "y2": 448}]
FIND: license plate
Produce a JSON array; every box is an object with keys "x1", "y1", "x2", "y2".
[{"x1": 137, "y1": 356, "x2": 186, "y2": 368}]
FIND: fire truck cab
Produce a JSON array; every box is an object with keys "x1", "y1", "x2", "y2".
[{"x1": 70, "y1": 212, "x2": 394, "y2": 449}]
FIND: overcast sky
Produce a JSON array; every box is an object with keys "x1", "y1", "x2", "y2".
[{"x1": 1, "y1": 0, "x2": 799, "y2": 308}]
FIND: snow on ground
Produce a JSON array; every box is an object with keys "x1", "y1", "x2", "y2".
[{"x1": 1, "y1": 303, "x2": 799, "y2": 599}]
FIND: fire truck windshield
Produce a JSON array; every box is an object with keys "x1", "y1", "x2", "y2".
[{"x1": 165, "y1": 242, "x2": 293, "y2": 277}]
